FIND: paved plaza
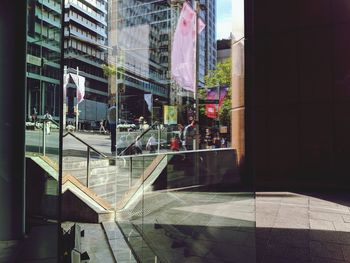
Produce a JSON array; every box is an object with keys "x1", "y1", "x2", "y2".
[
  {"x1": 103, "y1": 191, "x2": 350, "y2": 263},
  {"x1": 2, "y1": 191, "x2": 350, "y2": 262}
]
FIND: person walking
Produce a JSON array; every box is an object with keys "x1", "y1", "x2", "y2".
[
  {"x1": 213, "y1": 132, "x2": 221, "y2": 149},
  {"x1": 133, "y1": 136, "x2": 143, "y2": 154},
  {"x1": 183, "y1": 120, "x2": 196, "y2": 151},
  {"x1": 99, "y1": 119, "x2": 106, "y2": 134},
  {"x1": 32, "y1": 106, "x2": 38, "y2": 125},
  {"x1": 146, "y1": 133, "x2": 157, "y2": 153},
  {"x1": 43, "y1": 110, "x2": 52, "y2": 135},
  {"x1": 107, "y1": 104, "x2": 117, "y2": 154},
  {"x1": 170, "y1": 134, "x2": 180, "y2": 151},
  {"x1": 204, "y1": 128, "x2": 213, "y2": 149}
]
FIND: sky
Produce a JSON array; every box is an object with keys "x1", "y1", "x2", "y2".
[{"x1": 216, "y1": 0, "x2": 233, "y2": 40}]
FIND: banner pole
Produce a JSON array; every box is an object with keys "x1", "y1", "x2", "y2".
[{"x1": 75, "y1": 66, "x2": 79, "y2": 132}]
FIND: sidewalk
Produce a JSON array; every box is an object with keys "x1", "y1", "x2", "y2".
[{"x1": 256, "y1": 192, "x2": 350, "y2": 263}]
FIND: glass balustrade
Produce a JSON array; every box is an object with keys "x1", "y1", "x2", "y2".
[{"x1": 114, "y1": 149, "x2": 255, "y2": 263}]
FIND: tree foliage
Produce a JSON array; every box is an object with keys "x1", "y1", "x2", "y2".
[
  {"x1": 102, "y1": 64, "x2": 117, "y2": 77},
  {"x1": 204, "y1": 59, "x2": 231, "y2": 87}
]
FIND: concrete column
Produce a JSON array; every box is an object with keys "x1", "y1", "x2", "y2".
[
  {"x1": 231, "y1": 42, "x2": 245, "y2": 168},
  {"x1": 0, "y1": 1, "x2": 27, "y2": 240},
  {"x1": 231, "y1": 0, "x2": 245, "y2": 170}
]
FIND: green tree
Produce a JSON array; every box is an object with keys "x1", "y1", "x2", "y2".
[
  {"x1": 202, "y1": 59, "x2": 231, "y2": 127},
  {"x1": 101, "y1": 64, "x2": 117, "y2": 77}
]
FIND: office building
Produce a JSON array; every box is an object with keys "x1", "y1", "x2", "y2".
[
  {"x1": 26, "y1": 0, "x2": 62, "y2": 119},
  {"x1": 217, "y1": 38, "x2": 231, "y2": 62},
  {"x1": 63, "y1": 0, "x2": 108, "y2": 126}
]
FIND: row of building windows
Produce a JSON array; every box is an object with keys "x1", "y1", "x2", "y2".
[
  {"x1": 124, "y1": 74, "x2": 168, "y2": 97},
  {"x1": 67, "y1": 0, "x2": 106, "y2": 21},
  {"x1": 65, "y1": 39, "x2": 105, "y2": 61},
  {"x1": 67, "y1": 59, "x2": 105, "y2": 79},
  {"x1": 68, "y1": 10, "x2": 106, "y2": 33},
  {"x1": 68, "y1": 24, "x2": 105, "y2": 45},
  {"x1": 28, "y1": 64, "x2": 60, "y2": 80},
  {"x1": 34, "y1": 26, "x2": 61, "y2": 46},
  {"x1": 28, "y1": 43, "x2": 60, "y2": 63},
  {"x1": 36, "y1": 5, "x2": 61, "y2": 24}
]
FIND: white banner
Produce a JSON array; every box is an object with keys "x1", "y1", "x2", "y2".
[
  {"x1": 70, "y1": 73, "x2": 85, "y2": 104},
  {"x1": 144, "y1": 94, "x2": 153, "y2": 112}
]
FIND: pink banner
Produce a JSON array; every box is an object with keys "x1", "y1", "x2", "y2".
[{"x1": 171, "y1": 2, "x2": 205, "y2": 92}]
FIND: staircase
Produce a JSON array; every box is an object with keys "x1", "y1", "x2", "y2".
[{"x1": 62, "y1": 155, "x2": 157, "y2": 207}]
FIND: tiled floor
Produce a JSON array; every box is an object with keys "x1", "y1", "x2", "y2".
[
  {"x1": 256, "y1": 192, "x2": 350, "y2": 263},
  {"x1": 61, "y1": 222, "x2": 116, "y2": 263},
  {"x1": 2, "y1": 192, "x2": 350, "y2": 263}
]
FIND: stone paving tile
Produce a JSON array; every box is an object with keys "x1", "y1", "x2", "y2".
[
  {"x1": 309, "y1": 229, "x2": 343, "y2": 244},
  {"x1": 310, "y1": 211, "x2": 346, "y2": 223},
  {"x1": 343, "y1": 215, "x2": 350, "y2": 223},
  {"x1": 310, "y1": 240, "x2": 345, "y2": 261},
  {"x1": 309, "y1": 204, "x2": 350, "y2": 215},
  {"x1": 260, "y1": 255, "x2": 311, "y2": 263},
  {"x1": 256, "y1": 214, "x2": 276, "y2": 228},
  {"x1": 342, "y1": 245, "x2": 350, "y2": 262},
  {"x1": 273, "y1": 216, "x2": 309, "y2": 229},
  {"x1": 311, "y1": 257, "x2": 348, "y2": 263},
  {"x1": 310, "y1": 218, "x2": 336, "y2": 230},
  {"x1": 333, "y1": 221, "x2": 350, "y2": 232},
  {"x1": 269, "y1": 229, "x2": 310, "y2": 248}
]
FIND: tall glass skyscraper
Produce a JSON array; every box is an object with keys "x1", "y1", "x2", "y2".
[
  {"x1": 109, "y1": 0, "x2": 171, "y2": 122},
  {"x1": 63, "y1": 0, "x2": 108, "y2": 126},
  {"x1": 189, "y1": 0, "x2": 217, "y2": 86},
  {"x1": 27, "y1": 0, "x2": 62, "y2": 119}
]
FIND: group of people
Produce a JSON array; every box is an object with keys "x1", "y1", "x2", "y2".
[
  {"x1": 204, "y1": 128, "x2": 227, "y2": 149},
  {"x1": 170, "y1": 121, "x2": 227, "y2": 151},
  {"x1": 106, "y1": 103, "x2": 228, "y2": 155}
]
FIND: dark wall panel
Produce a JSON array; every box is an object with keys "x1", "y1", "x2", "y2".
[{"x1": 248, "y1": 0, "x2": 350, "y2": 189}]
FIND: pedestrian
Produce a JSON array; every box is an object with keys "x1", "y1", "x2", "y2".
[
  {"x1": 43, "y1": 110, "x2": 52, "y2": 135},
  {"x1": 204, "y1": 128, "x2": 213, "y2": 149},
  {"x1": 221, "y1": 136, "x2": 227, "y2": 148},
  {"x1": 183, "y1": 120, "x2": 196, "y2": 151},
  {"x1": 99, "y1": 119, "x2": 106, "y2": 134},
  {"x1": 138, "y1": 116, "x2": 144, "y2": 131},
  {"x1": 178, "y1": 123, "x2": 185, "y2": 149},
  {"x1": 170, "y1": 134, "x2": 180, "y2": 151},
  {"x1": 213, "y1": 132, "x2": 221, "y2": 148},
  {"x1": 32, "y1": 106, "x2": 38, "y2": 125},
  {"x1": 133, "y1": 136, "x2": 143, "y2": 154},
  {"x1": 107, "y1": 104, "x2": 117, "y2": 154},
  {"x1": 143, "y1": 121, "x2": 150, "y2": 130},
  {"x1": 146, "y1": 133, "x2": 157, "y2": 153}
]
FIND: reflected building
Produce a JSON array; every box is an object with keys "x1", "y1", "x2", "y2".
[
  {"x1": 109, "y1": 0, "x2": 216, "y2": 124},
  {"x1": 195, "y1": 0, "x2": 217, "y2": 85},
  {"x1": 26, "y1": 0, "x2": 62, "y2": 119},
  {"x1": 109, "y1": 0, "x2": 171, "y2": 123},
  {"x1": 63, "y1": 0, "x2": 108, "y2": 127}
]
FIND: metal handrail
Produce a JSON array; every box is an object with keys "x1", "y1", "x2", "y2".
[
  {"x1": 118, "y1": 121, "x2": 159, "y2": 156},
  {"x1": 63, "y1": 131, "x2": 108, "y2": 158},
  {"x1": 63, "y1": 131, "x2": 108, "y2": 187}
]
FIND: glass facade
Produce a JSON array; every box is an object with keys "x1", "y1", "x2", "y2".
[
  {"x1": 1, "y1": 0, "x2": 254, "y2": 262},
  {"x1": 60, "y1": 1, "x2": 253, "y2": 262},
  {"x1": 5, "y1": 0, "x2": 350, "y2": 262}
]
